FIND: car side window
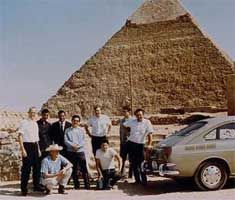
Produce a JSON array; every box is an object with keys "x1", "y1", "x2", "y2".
[
  {"x1": 218, "y1": 123, "x2": 235, "y2": 140},
  {"x1": 204, "y1": 123, "x2": 235, "y2": 140},
  {"x1": 204, "y1": 129, "x2": 216, "y2": 140}
]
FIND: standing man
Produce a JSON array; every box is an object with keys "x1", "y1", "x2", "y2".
[
  {"x1": 50, "y1": 110, "x2": 71, "y2": 157},
  {"x1": 84, "y1": 106, "x2": 112, "y2": 156},
  {"x1": 95, "y1": 139, "x2": 122, "y2": 189},
  {"x1": 119, "y1": 106, "x2": 132, "y2": 178},
  {"x1": 124, "y1": 108, "x2": 154, "y2": 185},
  {"x1": 64, "y1": 115, "x2": 90, "y2": 189},
  {"x1": 37, "y1": 109, "x2": 51, "y2": 159},
  {"x1": 18, "y1": 106, "x2": 41, "y2": 196},
  {"x1": 41, "y1": 144, "x2": 73, "y2": 195}
]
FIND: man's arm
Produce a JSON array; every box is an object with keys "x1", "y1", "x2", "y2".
[
  {"x1": 61, "y1": 156, "x2": 73, "y2": 172},
  {"x1": 84, "y1": 124, "x2": 92, "y2": 137},
  {"x1": 37, "y1": 142, "x2": 41, "y2": 157},
  {"x1": 114, "y1": 154, "x2": 122, "y2": 172},
  {"x1": 147, "y1": 133, "x2": 153, "y2": 148},
  {"x1": 18, "y1": 134, "x2": 27, "y2": 158},
  {"x1": 42, "y1": 172, "x2": 60, "y2": 179},
  {"x1": 95, "y1": 159, "x2": 103, "y2": 179},
  {"x1": 64, "y1": 131, "x2": 79, "y2": 151},
  {"x1": 107, "y1": 124, "x2": 112, "y2": 137}
]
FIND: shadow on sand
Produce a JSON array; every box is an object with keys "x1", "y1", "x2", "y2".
[
  {"x1": 117, "y1": 176, "x2": 235, "y2": 196},
  {"x1": 0, "y1": 177, "x2": 234, "y2": 197}
]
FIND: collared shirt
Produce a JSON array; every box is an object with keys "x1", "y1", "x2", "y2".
[
  {"x1": 64, "y1": 127, "x2": 85, "y2": 153},
  {"x1": 37, "y1": 119, "x2": 51, "y2": 152},
  {"x1": 41, "y1": 154, "x2": 71, "y2": 174},
  {"x1": 95, "y1": 148, "x2": 117, "y2": 170},
  {"x1": 124, "y1": 118, "x2": 154, "y2": 144},
  {"x1": 119, "y1": 117, "x2": 133, "y2": 143},
  {"x1": 18, "y1": 119, "x2": 39, "y2": 143},
  {"x1": 60, "y1": 121, "x2": 65, "y2": 132},
  {"x1": 87, "y1": 115, "x2": 111, "y2": 137}
]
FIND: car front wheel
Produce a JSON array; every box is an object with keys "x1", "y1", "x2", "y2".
[{"x1": 194, "y1": 161, "x2": 228, "y2": 191}]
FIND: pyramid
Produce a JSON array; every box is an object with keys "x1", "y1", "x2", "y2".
[{"x1": 42, "y1": 0, "x2": 234, "y2": 117}]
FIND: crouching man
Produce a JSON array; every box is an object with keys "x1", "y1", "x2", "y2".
[
  {"x1": 41, "y1": 144, "x2": 73, "y2": 194},
  {"x1": 95, "y1": 139, "x2": 122, "y2": 189}
]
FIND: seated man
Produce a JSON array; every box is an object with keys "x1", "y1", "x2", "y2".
[
  {"x1": 41, "y1": 144, "x2": 73, "y2": 194},
  {"x1": 95, "y1": 139, "x2": 122, "y2": 189}
]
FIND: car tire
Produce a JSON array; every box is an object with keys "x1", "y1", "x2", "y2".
[{"x1": 194, "y1": 161, "x2": 228, "y2": 191}]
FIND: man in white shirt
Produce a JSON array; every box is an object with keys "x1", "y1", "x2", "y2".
[
  {"x1": 124, "y1": 108, "x2": 154, "y2": 185},
  {"x1": 84, "y1": 106, "x2": 112, "y2": 156},
  {"x1": 95, "y1": 139, "x2": 121, "y2": 189},
  {"x1": 18, "y1": 107, "x2": 42, "y2": 196},
  {"x1": 64, "y1": 115, "x2": 90, "y2": 189}
]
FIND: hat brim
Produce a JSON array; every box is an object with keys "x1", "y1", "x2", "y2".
[{"x1": 46, "y1": 146, "x2": 63, "y2": 152}]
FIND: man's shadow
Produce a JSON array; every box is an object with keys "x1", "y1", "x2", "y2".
[{"x1": 0, "y1": 182, "x2": 50, "y2": 197}]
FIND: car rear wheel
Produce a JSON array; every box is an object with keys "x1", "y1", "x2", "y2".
[{"x1": 194, "y1": 161, "x2": 228, "y2": 191}]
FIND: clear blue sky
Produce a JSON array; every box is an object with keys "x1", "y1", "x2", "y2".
[{"x1": 1, "y1": 0, "x2": 235, "y2": 112}]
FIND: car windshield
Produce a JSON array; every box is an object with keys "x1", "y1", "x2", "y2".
[{"x1": 175, "y1": 122, "x2": 207, "y2": 136}]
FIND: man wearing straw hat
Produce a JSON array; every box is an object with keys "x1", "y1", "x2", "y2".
[{"x1": 40, "y1": 144, "x2": 73, "y2": 194}]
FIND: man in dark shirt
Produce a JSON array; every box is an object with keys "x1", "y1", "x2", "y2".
[
  {"x1": 37, "y1": 109, "x2": 52, "y2": 159},
  {"x1": 50, "y1": 110, "x2": 72, "y2": 157},
  {"x1": 119, "y1": 106, "x2": 132, "y2": 178}
]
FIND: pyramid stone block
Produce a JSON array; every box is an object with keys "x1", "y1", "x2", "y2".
[{"x1": 42, "y1": 0, "x2": 234, "y2": 117}]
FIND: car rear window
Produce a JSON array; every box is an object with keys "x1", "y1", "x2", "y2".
[{"x1": 175, "y1": 122, "x2": 207, "y2": 136}]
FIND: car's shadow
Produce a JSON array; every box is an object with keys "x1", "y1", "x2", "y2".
[{"x1": 117, "y1": 177, "x2": 235, "y2": 196}]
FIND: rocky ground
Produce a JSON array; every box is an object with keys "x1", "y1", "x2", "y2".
[{"x1": 0, "y1": 177, "x2": 234, "y2": 200}]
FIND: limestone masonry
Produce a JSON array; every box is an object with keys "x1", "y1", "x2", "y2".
[{"x1": 42, "y1": 0, "x2": 234, "y2": 117}]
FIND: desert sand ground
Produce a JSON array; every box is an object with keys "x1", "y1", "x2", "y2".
[{"x1": 0, "y1": 177, "x2": 234, "y2": 200}]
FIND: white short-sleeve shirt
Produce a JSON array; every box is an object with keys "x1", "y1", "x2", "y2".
[
  {"x1": 87, "y1": 115, "x2": 111, "y2": 137},
  {"x1": 18, "y1": 119, "x2": 39, "y2": 143},
  {"x1": 124, "y1": 118, "x2": 154, "y2": 144},
  {"x1": 95, "y1": 148, "x2": 117, "y2": 170}
]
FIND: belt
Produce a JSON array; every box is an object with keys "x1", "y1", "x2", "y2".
[
  {"x1": 23, "y1": 142, "x2": 38, "y2": 145},
  {"x1": 102, "y1": 169, "x2": 115, "y2": 173}
]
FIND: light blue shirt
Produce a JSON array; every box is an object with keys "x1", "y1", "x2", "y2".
[
  {"x1": 64, "y1": 127, "x2": 86, "y2": 153},
  {"x1": 41, "y1": 155, "x2": 71, "y2": 174}
]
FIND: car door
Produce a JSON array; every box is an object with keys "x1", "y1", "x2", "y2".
[{"x1": 204, "y1": 122, "x2": 235, "y2": 175}]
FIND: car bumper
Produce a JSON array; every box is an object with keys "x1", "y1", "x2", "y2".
[{"x1": 141, "y1": 161, "x2": 180, "y2": 176}]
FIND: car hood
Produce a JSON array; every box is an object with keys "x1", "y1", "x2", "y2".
[{"x1": 158, "y1": 135, "x2": 182, "y2": 147}]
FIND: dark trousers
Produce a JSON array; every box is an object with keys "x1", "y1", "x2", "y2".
[
  {"x1": 91, "y1": 136, "x2": 107, "y2": 156},
  {"x1": 127, "y1": 141, "x2": 145, "y2": 183},
  {"x1": 120, "y1": 142, "x2": 132, "y2": 178},
  {"x1": 68, "y1": 151, "x2": 90, "y2": 188},
  {"x1": 21, "y1": 142, "x2": 40, "y2": 193},
  {"x1": 102, "y1": 169, "x2": 121, "y2": 189}
]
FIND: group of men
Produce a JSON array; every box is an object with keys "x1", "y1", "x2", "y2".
[{"x1": 17, "y1": 105, "x2": 154, "y2": 196}]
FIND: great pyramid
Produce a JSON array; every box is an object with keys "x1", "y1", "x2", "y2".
[{"x1": 42, "y1": 0, "x2": 234, "y2": 117}]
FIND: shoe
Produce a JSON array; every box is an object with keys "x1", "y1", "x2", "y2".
[
  {"x1": 44, "y1": 187, "x2": 51, "y2": 195},
  {"x1": 21, "y1": 191, "x2": 27, "y2": 196},
  {"x1": 33, "y1": 186, "x2": 45, "y2": 192},
  {"x1": 74, "y1": 185, "x2": 80, "y2": 190},
  {"x1": 58, "y1": 185, "x2": 65, "y2": 194},
  {"x1": 112, "y1": 185, "x2": 118, "y2": 190},
  {"x1": 133, "y1": 181, "x2": 141, "y2": 185},
  {"x1": 84, "y1": 184, "x2": 90, "y2": 190}
]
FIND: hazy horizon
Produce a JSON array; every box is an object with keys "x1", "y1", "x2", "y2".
[{"x1": 1, "y1": 0, "x2": 235, "y2": 112}]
